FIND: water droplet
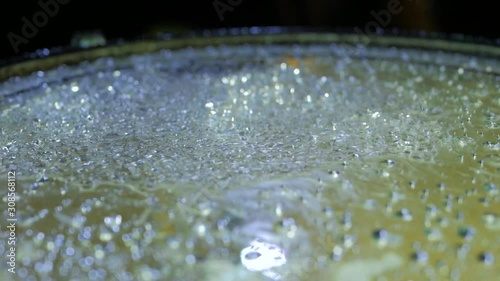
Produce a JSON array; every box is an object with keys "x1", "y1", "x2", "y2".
[
  {"x1": 426, "y1": 204, "x2": 438, "y2": 217},
  {"x1": 390, "y1": 192, "x2": 404, "y2": 203},
  {"x1": 99, "y1": 231, "x2": 113, "y2": 242},
  {"x1": 328, "y1": 170, "x2": 340, "y2": 179},
  {"x1": 281, "y1": 217, "x2": 296, "y2": 228},
  {"x1": 195, "y1": 224, "x2": 206, "y2": 236},
  {"x1": 478, "y1": 252, "x2": 495, "y2": 265},
  {"x1": 384, "y1": 159, "x2": 396, "y2": 167},
  {"x1": 323, "y1": 207, "x2": 334, "y2": 217},
  {"x1": 458, "y1": 226, "x2": 475, "y2": 240},
  {"x1": 341, "y1": 234, "x2": 356, "y2": 248},
  {"x1": 167, "y1": 237, "x2": 181, "y2": 249},
  {"x1": 275, "y1": 203, "x2": 283, "y2": 217},
  {"x1": 425, "y1": 227, "x2": 443, "y2": 241},
  {"x1": 342, "y1": 211, "x2": 352, "y2": 230},
  {"x1": 483, "y1": 183, "x2": 498, "y2": 195},
  {"x1": 421, "y1": 189, "x2": 430, "y2": 200},
  {"x1": 412, "y1": 251, "x2": 429, "y2": 263},
  {"x1": 372, "y1": 228, "x2": 388, "y2": 239},
  {"x1": 482, "y1": 213, "x2": 499, "y2": 228},
  {"x1": 409, "y1": 181, "x2": 416, "y2": 189},
  {"x1": 331, "y1": 245, "x2": 343, "y2": 261},
  {"x1": 103, "y1": 215, "x2": 122, "y2": 232},
  {"x1": 363, "y1": 199, "x2": 376, "y2": 210},
  {"x1": 185, "y1": 254, "x2": 196, "y2": 265},
  {"x1": 397, "y1": 208, "x2": 413, "y2": 221},
  {"x1": 36, "y1": 176, "x2": 49, "y2": 183},
  {"x1": 372, "y1": 228, "x2": 390, "y2": 246},
  {"x1": 437, "y1": 217, "x2": 449, "y2": 227},
  {"x1": 444, "y1": 200, "x2": 453, "y2": 212}
]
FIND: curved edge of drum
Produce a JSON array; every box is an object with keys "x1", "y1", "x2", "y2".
[{"x1": 0, "y1": 27, "x2": 499, "y2": 82}]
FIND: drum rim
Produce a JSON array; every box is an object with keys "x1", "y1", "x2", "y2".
[{"x1": 1, "y1": 26, "x2": 499, "y2": 82}]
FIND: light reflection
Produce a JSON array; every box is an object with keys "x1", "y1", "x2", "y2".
[{"x1": 240, "y1": 239, "x2": 287, "y2": 280}]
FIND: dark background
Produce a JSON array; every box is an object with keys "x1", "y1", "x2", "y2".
[{"x1": 1, "y1": 0, "x2": 499, "y2": 60}]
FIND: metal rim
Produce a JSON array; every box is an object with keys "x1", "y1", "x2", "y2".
[{"x1": 1, "y1": 26, "x2": 499, "y2": 82}]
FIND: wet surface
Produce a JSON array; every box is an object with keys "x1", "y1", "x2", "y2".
[{"x1": 0, "y1": 42, "x2": 499, "y2": 280}]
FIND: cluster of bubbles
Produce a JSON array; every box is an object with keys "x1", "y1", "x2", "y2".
[{"x1": 0, "y1": 40, "x2": 499, "y2": 280}]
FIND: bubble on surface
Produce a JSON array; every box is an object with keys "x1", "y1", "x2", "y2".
[
  {"x1": 478, "y1": 252, "x2": 495, "y2": 265},
  {"x1": 412, "y1": 251, "x2": 429, "y2": 264},
  {"x1": 1, "y1": 42, "x2": 499, "y2": 280},
  {"x1": 240, "y1": 239, "x2": 286, "y2": 280}
]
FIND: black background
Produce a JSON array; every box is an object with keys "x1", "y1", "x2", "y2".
[{"x1": 1, "y1": 0, "x2": 499, "y2": 60}]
